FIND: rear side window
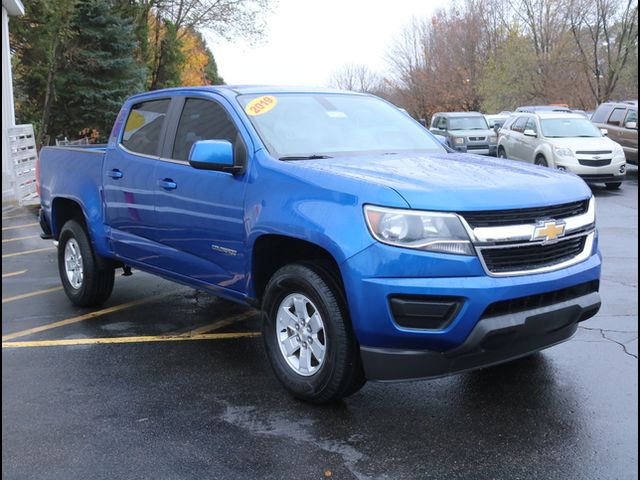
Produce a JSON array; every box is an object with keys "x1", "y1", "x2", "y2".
[
  {"x1": 512, "y1": 116, "x2": 528, "y2": 133},
  {"x1": 172, "y1": 99, "x2": 238, "y2": 161},
  {"x1": 607, "y1": 108, "x2": 627, "y2": 127},
  {"x1": 121, "y1": 99, "x2": 171, "y2": 156},
  {"x1": 590, "y1": 105, "x2": 610, "y2": 123}
]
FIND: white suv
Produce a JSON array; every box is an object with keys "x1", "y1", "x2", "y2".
[{"x1": 498, "y1": 112, "x2": 627, "y2": 189}]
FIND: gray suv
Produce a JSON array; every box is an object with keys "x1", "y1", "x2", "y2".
[
  {"x1": 591, "y1": 101, "x2": 638, "y2": 165},
  {"x1": 430, "y1": 112, "x2": 497, "y2": 156}
]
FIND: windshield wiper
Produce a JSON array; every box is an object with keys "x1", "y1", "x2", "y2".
[{"x1": 279, "y1": 154, "x2": 333, "y2": 161}]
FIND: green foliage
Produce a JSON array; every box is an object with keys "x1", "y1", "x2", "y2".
[
  {"x1": 151, "y1": 21, "x2": 184, "y2": 89},
  {"x1": 479, "y1": 32, "x2": 538, "y2": 113},
  {"x1": 54, "y1": 0, "x2": 146, "y2": 141}
]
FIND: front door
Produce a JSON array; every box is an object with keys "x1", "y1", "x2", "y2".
[
  {"x1": 103, "y1": 98, "x2": 171, "y2": 260},
  {"x1": 152, "y1": 95, "x2": 249, "y2": 292}
]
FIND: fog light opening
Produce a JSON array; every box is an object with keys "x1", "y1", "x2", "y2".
[{"x1": 619, "y1": 164, "x2": 626, "y2": 174}]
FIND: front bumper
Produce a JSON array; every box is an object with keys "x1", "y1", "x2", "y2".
[
  {"x1": 361, "y1": 291, "x2": 601, "y2": 381},
  {"x1": 453, "y1": 145, "x2": 497, "y2": 156},
  {"x1": 556, "y1": 156, "x2": 627, "y2": 183}
]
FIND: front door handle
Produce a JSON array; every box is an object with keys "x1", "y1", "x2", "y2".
[
  {"x1": 107, "y1": 169, "x2": 123, "y2": 179},
  {"x1": 158, "y1": 179, "x2": 177, "y2": 190}
]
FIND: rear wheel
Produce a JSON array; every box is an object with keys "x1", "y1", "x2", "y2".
[
  {"x1": 605, "y1": 182, "x2": 622, "y2": 190},
  {"x1": 262, "y1": 262, "x2": 365, "y2": 403},
  {"x1": 58, "y1": 220, "x2": 115, "y2": 307},
  {"x1": 535, "y1": 155, "x2": 548, "y2": 167}
]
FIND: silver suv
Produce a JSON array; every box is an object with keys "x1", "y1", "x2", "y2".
[
  {"x1": 430, "y1": 112, "x2": 497, "y2": 156},
  {"x1": 498, "y1": 112, "x2": 627, "y2": 190}
]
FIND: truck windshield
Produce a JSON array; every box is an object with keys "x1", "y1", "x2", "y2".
[
  {"x1": 448, "y1": 117, "x2": 489, "y2": 130},
  {"x1": 541, "y1": 118, "x2": 603, "y2": 138},
  {"x1": 237, "y1": 93, "x2": 444, "y2": 159}
]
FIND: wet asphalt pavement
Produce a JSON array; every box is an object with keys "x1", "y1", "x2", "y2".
[{"x1": 2, "y1": 169, "x2": 638, "y2": 480}]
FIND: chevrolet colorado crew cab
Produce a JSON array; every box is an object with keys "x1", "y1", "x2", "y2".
[{"x1": 39, "y1": 87, "x2": 602, "y2": 403}]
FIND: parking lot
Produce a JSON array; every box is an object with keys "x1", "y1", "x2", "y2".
[{"x1": 2, "y1": 169, "x2": 638, "y2": 480}]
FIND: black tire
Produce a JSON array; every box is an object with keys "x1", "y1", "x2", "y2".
[
  {"x1": 498, "y1": 147, "x2": 507, "y2": 159},
  {"x1": 58, "y1": 220, "x2": 115, "y2": 307},
  {"x1": 262, "y1": 262, "x2": 365, "y2": 404},
  {"x1": 605, "y1": 182, "x2": 622, "y2": 190},
  {"x1": 535, "y1": 155, "x2": 548, "y2": 167}
]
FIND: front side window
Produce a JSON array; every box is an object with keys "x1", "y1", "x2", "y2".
[
  {"x1": 172, "y1": 99, "x2": 239, "y2": 161},
  {"x1": 541, "y1": 118, "x2": 603, "y2": 138},
  {"x1": 237, "y1": 93, "x2": 444, "y2": 159},
  {"x1": 525, "y1": 118, "x2": 538, "y2": 133},
  {"x1": 607, "y1": 108, "x2": 627, "y2": 127},
  {"x1": 624, "y1": 109, "x2": 637, "y2": 126},
  {"x1": 121, "y1": 99, "x2": 170, "y2": 156}
]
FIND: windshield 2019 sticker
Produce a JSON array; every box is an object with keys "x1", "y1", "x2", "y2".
[{"x1": 245, "y1": 96, "x2": 278, "y2": 116}]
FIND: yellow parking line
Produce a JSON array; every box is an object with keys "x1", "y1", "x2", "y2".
[
  {"x1": 183, "y1": 310, "x2": 258, "y2": 336},
  {"x1": 2, "y1": 270, "x2": 28, "y2": 279},
  {"x1": 1, "y1": 331, "x2": 261, "y2": 348},
  {"x1": 2, "y1": 293, "x2": 173, "y2": 341},
  {"x1": 2, "y1": 234, "x2": 39, "y2": 243},
  {"x1": 2, "y1": 286, "x2": 63, "y2": 304},
  {"x1": 2, "y1": 246, "x2": 55, "y2": 258},
  {"x1": 1, "y1": 222, "x2": 39, "y2": 231}
]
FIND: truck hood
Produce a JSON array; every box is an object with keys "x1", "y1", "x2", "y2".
[{"x1": 297, "y1": 152, "x2": 592, "y2": 211}]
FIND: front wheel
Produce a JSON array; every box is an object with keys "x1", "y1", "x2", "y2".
[
  {"x1": 498, "y1": 147, "x2": 508, "y2": 159},
  {"x1": 605, "y1": 182, "x2": 622, "y2": 190},
  {"x1": 58, "y1": 220, "x2": 115, "y2": 307},
  {"x1": 262, "y1": 263, "x2": 365, "y2": 403},
  {"x1": 535, "y1": 155, "x2": 549, "y2": 167}
]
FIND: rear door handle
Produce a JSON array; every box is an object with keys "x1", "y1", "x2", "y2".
[
  {"x1": 158, "y1": 179, "x2": 177, "y2": 190},
  {"x1": 107, "y1": 169, "x2": 123, "y2": 179}
]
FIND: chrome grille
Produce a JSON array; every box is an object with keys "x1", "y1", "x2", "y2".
[
  {"x1": 480, "y1": 236, "x2": 586, "y2": 274},
  {"x1": 461, "y1": 200, "x2": 589, "y2": 228}
]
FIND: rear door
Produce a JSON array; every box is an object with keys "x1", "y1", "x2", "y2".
[
  {"x1": 151, "y1": 94, "x2": 250, "y2": 291},
  {"x1": 103, "y1": 98, "x2": 171, "y2": 259}
]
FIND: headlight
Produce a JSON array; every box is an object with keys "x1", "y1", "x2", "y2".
[
  {"x1": 555, "y1": 147, "x2": 574, "y2": 158},
  {"x1": 364, "y1": 205, "x2": 475, "y2": 255},
  {"x1": 488, "y1": 135, "x2": 497, "y2": 143},
  {"x1": 613, "y1": 143, "x2": 625, "y2": 157},
  {"x1": 453, "y1": 137, "x2": 465, "y2": 145}
]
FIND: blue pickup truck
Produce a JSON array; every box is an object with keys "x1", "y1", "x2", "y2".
[{"x1": 39, "y1": 86, "x2": 602, "y2": 403}]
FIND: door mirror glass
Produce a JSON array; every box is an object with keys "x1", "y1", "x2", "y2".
[
  {"x1": 189, "y1": 140, "x2": 240, "y2": 173},
  {"x1": 433, "y1": 134, "x2": 448, "y2": 146},
  {"x1": 625, "y1": 121, "x2": 637, "y2": 130},
  {"x1": 523, "y1": 129, "x2": 537, "y2": 137},
  {"x1": 600, "y1": 128, "x2": 609, "y2": 136}
]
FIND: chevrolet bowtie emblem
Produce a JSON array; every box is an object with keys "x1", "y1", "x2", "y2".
[{"x1": 532, "y1": 220, "x2": 566, "y2": 243}]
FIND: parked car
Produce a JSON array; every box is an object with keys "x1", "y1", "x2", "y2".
[
  {"x1": 571, "y1": 109, "x2": 589, "y2": 118},
  {"x1": 516, "y1": 105, "x2": 572, "y2": 113},
  {"x1": 430, "y1": 112, "x2": 497, "y2": 155},
  {"x1": 498, "y1": 111, "x2": 627, "y2": 189},
  {"x1": 485, "y1": 113, "x2": 511, "y2": 133},
  {"x1": 590, "y1": 100, "x2": 638, "y2": 165},
  {"x1": 38, "y1": 86, "x2": 601, "y2": 403}
]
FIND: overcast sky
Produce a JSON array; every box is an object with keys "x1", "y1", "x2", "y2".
[{"x1": 206, "y1": 0, "x2": 439, "y2": 87}]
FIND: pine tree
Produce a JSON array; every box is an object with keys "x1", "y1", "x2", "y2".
[{"x1": 53, "y1": 0, "x2": 145, "y2": 142}]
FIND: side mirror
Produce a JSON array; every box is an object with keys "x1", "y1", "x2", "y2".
[
  {"x1": 188, "y1": 140, "x2": 243, "y2": 174},
  {"x1": 433, "y1": 134, "x2": 448, "y2": 146},
  {"x1": 523, "y1": 129, "x2": 537, "y2": 137},
  {"x1": 600, "y1": 128, "x2": 609, "y2": 136},
  {"x1": 625, "y1": 121, "x2": 637, "y2": 130}
]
